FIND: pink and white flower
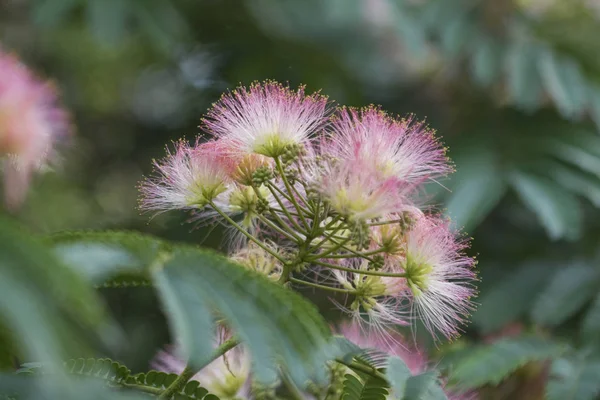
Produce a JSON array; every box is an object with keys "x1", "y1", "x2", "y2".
[
  {"x1": 392, "y1": 216, "x2": 477, "y2": 340},
  {"x1": 139, "y1": 140, "x2": 233, "y2": 212},
  {"x1": 152, "y1": 335, "x2": 252, "y2": 399},
  {"x1": 326, "y1": 106, "x2": 451, "y2": 183},
  {"x1": 315, "y1": 155, "x2": 413, "y2": 221},
  {"x1": 0, "y1": 49, "x2": 71, "y2": 208},
  {"x1": 203, "y1": 81, "x2": 329, "y2": 157}
]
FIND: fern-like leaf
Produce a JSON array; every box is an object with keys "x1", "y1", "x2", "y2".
[
  {"x1": 547, "y1": 354, "x2": 600, "y2": 400},
  {"x1": 531, "y1": 263, "x2": 600, "y2": 327},
  {"x1": 444, "y1": 336, "x2": 563, "y2": 390},
  {"x1": 50, "y1": 231, "x2": 340, "y2": 386},
  {"x1": 342, "y1": 374, "x2": 388, "y2": 400}
]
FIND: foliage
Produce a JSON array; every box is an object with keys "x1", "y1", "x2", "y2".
[{"x1": 2, "y1": 0, "x2": 600, "y2": 398}]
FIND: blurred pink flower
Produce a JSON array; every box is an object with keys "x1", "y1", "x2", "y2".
[{"x1": 0, "y1": 49, "x2": 71, "y2": 208}]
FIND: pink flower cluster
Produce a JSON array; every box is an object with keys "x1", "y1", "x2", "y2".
[
  {"x1": 0, "y1": 49, "x2": 71, "y2": 208},
  {"x1": 140, "y1": 80, "x2": 476, "y2": 343}
]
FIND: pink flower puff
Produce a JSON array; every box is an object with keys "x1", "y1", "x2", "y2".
[{"x1": 0, "y1": 49, "x2": 71, "y2": 208}]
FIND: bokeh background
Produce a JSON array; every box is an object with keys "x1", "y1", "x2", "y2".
[{"x1": 3, "y1": 0, "x2": 600, "y2": 398}]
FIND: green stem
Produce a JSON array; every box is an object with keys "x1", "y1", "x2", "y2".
[
  {"x1": 256, "y1": 214, "x2": 301, "y2": 243},
  {"x1": 309, "y1": 259, "x2": 408, "y2": 278},
  {"x1": 322, "y1": 248, "x2": 385, "y2": 259},
  {"x1": 158, "y1": 338, "x2": 240, "y2": 399},
  {"x1": 265, "y1": 183, "x2": 309, "y2": 236},
  {"x1": 278, "y1": 262, "x2": 293, "y2": 284},
  {"x1": 308, "y1": 236, "x2": 352, "y2": 260},
  {"x1": 368, "y1": 219, "x2": 404, "y2": 226},
  {"x1": 307, "y1": 219, "x2": 345, "y2": 253},
  {"x1": 251, "y1": 185, "x2": 304, "y2": 241},
  {"x1": 157, "y1": 366, "x2": 196, "y2": 399},
  {"x1": 281, "y1": 371, "x2": 306, "y2": 400},
  {"x1": 122, "y1": 383, "x2": 164, "y2": 395},
  {"x1": 335, "y1": 359, "x2": 388, "y2": 383},
  {"x1": 266, "y1": 180, "x2": 312, "y2": 216},
  {"x1": 275, "y1": 158, "x2": 311, "y2": 232},
  {"x1": 290, "y1": 277, "x2": 357, "y2": 294},
  {"x1": 209, "y1": 202, "x2": 287, "y2": 263}
]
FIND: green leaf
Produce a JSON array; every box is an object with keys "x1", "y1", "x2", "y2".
[
  {"x1": 470, "y1": 37, "x2": 503, "y2": 87},
  {"x1": 531, "y1": 263, "x2": 600, "y2": 327},
  {"x1": 385, "y1": 356, "x2": 411, "y2": 399},
  {"x1": 0, "y1": 375, "x2": 153, "y2": 400},
  {"x1": 547, "y1": 355, "x2": 600, "y2": 400},
  {"x1": 341, "y1": 373, "x2": 388, "y2": 400},
  {"x1": 547, "y1": 163, "x2": 600, "y2": 207},
  {"x1": 49, "y1": 230, "x2": 163, "y2": 284},
  {"x1": 473, "y1": 262, "x2": 555, "y2": 334},
  {"x1": 87, "y1": 0, "x2": 129, "y2": 45},
  {"x1": 404, "y1": 371, "x2": 446, "y2": 400},
  {"x1": 446, "y1": 336, "x2": 563, "y2": 389},
  {"x1": 50, "y1": 231, "x2": 338, "y2": 386},
  {"x1": 538, "y1": 48, "x2": 587, "y2": 118},
  {"x1": 506, "y1": 40, "x2": 543, "y2": 110},
  {"x1": 547, "y1": 139, "x2": 600, "y2": 177},
  {"x1": 0, "y1": 218, "x2": 113, "y2": 364},
  {"x1": 126, "y1": 370, "x2": 212, "y2": 399},
  {"x1": 588, "y1": 85, "x2": 600, "y2": 129},
  {"x1": 580, "y1": 293, "x2": 600, "y2": 343},
  {"x1": 32, "y1": 0, "x2": 80, "y2": 27},
  {"x1": 445, "y1": 148, "x2": 507, "y2": 231},
  {"x1": 511, "y1": 172, "x2": 582, "y2": 240}
]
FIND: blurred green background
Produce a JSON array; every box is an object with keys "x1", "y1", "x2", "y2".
[{"x1": 3, "y1": 0, "x2": 600, "y2": 398}]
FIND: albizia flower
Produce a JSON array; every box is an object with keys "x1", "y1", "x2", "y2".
[
  {"x1": 139, "y1": 140, "x2": 233, "y2": 212},
  {"x1": 389, "y1": 216, "x2": 477, "y2": 340},
  {"x1": 203, "y1": 81, "x2": 329, "y2": 157},
  {"x1": 0, "y1": 49, "x2": 71, "y2": 208},
  {"x1": 153, "y1": 341, "x2": 252, "y2": 399},
  {"x1": 326, "y1": 106, "x2": 451, "y2": 183},
  {"x1": 316, "y1": 156, "x2": 413, "y2": 221}
]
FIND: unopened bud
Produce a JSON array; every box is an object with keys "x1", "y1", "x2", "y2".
[{"x1": 252, "y1": 166, "x2": 274, "y2": 185}]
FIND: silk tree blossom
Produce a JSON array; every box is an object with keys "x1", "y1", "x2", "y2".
[
  {"x1": 152, "y1": 339, "x2": 252, "y2": 399},
  {"x1": 316, "y1": 155, "x2": 413, "y2": 221},
  {"x1": 0, "y1": 50, "x2": 71, "y2": 208},
  {"x1": 141, "y1": 81, "x2": 479, "y2": 392},
  {"x1": 387, "y1": 216, "x2": 477, "y2": 340},
  {"x1": 203, "y1": 81, "x2": 329, "y2": 157},
  {"x1": 325, "y1": 106, "x2": 451, "y2": 184},
  {"x1": 139, "y1": 140, "x2": 233, "y2": 212}
]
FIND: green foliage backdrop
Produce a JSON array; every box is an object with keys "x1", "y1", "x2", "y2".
[{"x1": 2, "y1": 0, "x2": 600, "y2": 398}]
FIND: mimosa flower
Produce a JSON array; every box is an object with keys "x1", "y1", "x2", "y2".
[
  {"x1": 139, "y1": 140, "x2": 232, "y2": 212},
  {"x1": 326, "y1": 106, "x2": 451, "y2": 183},
  {"x1": 0, "y1": 50, "x2": 71, "y2": 208},
  {"x1": 203, "y1": 81, "x2": 329, "y2": 157},
  {"x1": 392, "y1": 216, "x2": 477, "y2": 340},
  {"x1": 316, "y1": 156, "x2": 412, "y2": 220}
]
